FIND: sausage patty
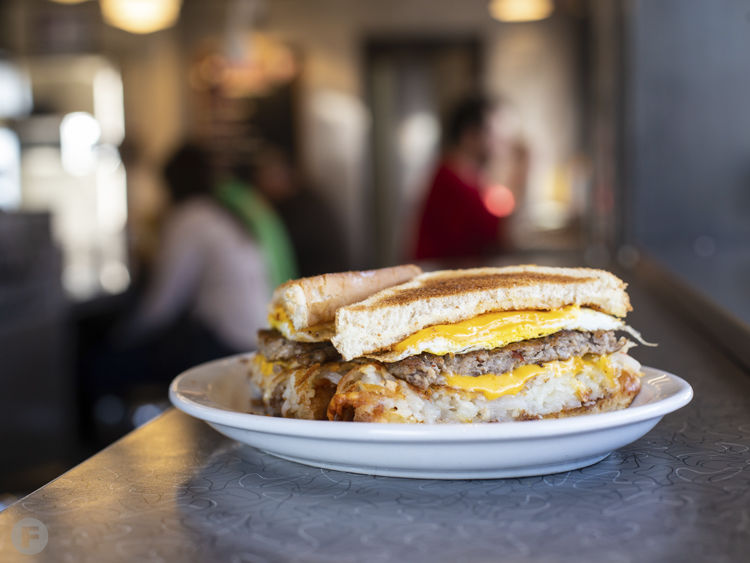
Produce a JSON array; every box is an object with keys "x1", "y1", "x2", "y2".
[{"x1": 257, "y1": 329, "x2": 626, "y2": 389}]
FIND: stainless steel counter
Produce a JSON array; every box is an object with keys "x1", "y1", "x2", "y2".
[{"x1": 1, "y1": 264, "x2": 749, "y2": 562}]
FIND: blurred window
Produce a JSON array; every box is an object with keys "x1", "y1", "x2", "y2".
[{"x1": 16, "y1": 56, "x2": 128, "y2": 300}]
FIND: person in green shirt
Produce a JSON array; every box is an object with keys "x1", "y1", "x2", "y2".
[{"x1": 217, "y1": 177, "x2": 298, "y2": 288}]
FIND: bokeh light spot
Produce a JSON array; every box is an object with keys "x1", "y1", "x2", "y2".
[{"x1": 483, "y1": 184, "x2": 515, "y2": 217}]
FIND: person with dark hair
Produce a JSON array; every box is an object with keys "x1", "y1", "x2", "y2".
[
  {"x1": 248, "y1": 144, "x2": 348, "y2": 277},
  {"x1": 127, "y1": 142, "x2": 277, "y2": 360},
  {"x1": 81, "y1": 143, "x2": 294, "y2": 437},
  {"x1": 162, "y1": 143, "x2": 215, "y2": 203},
  {"x1": 414, "y1": 96, "x2": 507, "y2": 261}
]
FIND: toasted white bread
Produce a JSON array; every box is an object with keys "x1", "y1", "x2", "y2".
[
  {"x1": 332, "y1": 265, "x2": 631, "y2": 361},
  {"x1": 269, "y1": 264, "x2": 422, "y2": 342}
]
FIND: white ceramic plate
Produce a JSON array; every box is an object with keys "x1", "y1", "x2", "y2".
[{"x1": 169, "y1": 354, "x2": 693, "y2": 479}]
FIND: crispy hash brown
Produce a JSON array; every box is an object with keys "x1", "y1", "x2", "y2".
[
  {"x1": 249, "y1": 330, "x2": 642, "y2": 422},
  {"x1": 326, "y1": 353, "x2": 641, "y2": 423}
]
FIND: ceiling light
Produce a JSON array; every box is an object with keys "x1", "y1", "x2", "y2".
[
  {"x1": 100, "y1": 0, "x2": 183, "y2": 34},
  {"x1": 489, "y1": 0, "x2": 554, "y2": 23}
]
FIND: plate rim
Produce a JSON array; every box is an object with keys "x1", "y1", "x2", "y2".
[{"x1": 169, "y1": 354, "x2": 693, "y2": 441}]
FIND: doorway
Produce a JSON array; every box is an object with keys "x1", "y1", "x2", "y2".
[{"x1": 364, "y1": 38, "x2": 481, "y2": 266}]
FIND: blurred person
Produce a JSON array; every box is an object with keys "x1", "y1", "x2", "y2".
[
  {"x1": 115, "y1": 141, "x2": 296, "y2": 386},
  {"x1": 215, "y1": 164, "x2": 298, "y2": 290},
  {"x1": 413, "y1": 96, "x2": 509, "y2": 261},
  {"x1": 80, "y1": 144, "x2": 295, "y2": 439},
  {"x1": 127, "y1": 143, "x2": 274, "y2": 355},
  {"x1": 249, "y1": 144, "x2": 348, "y2": 276}
]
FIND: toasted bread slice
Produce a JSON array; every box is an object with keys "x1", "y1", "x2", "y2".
[
  {"x1": 269, "y1": 265, "x2": 422, "y2": 342},
  {"x1": 332, "y1": 265, "x2": 631, "y2": 360}
]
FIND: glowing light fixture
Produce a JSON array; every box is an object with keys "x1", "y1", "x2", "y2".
[
  {"x1": 189, "y1": 33, "x2": 298, "y2": 97},
  {"x1": 100, "y1": 0, "x2": 183, "y2": 34},
  {"x1": 489, "y1": 0, "x2": 554, "y2": 22}
]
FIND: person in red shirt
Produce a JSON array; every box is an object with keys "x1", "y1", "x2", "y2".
[{"x1": 414, "y1": 97, "x2": 507, "y2": 260}]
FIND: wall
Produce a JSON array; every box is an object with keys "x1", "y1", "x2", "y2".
[
  {"x1": 627, "y1": 0, "x2": 750, "y2": 321},
  {"x1": 628, "y1": 0, "x2": 750, "y2": 248}
]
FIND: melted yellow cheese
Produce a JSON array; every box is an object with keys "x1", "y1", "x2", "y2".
[
  {"x1": 392, "y1": 306, "x2": 582, "y2": 357},
  {"x1": 268, "y1": 305, "x2": 292, "y2": 333},
  {"x1": 253, "y1": 354, "x2": 279, "y2": 378},
  {"x1": 268, "y1": 305, "x2": 334, "y2": 341},
  {"x1": 445, "y1": 364, "x2": 548, "y2": 399},
  {"x1": 444, "y1": 355, "x2": 618, "y2": 400}
]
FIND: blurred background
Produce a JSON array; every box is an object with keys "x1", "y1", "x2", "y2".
[{"x1": 1, "y1": 0, "x2": 749, "y2": 504}]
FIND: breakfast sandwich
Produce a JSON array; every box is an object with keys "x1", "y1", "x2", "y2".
[
  {"x1": 327, "y1": 265, "x2": 650, "y2": 423},
  {"x1": 248, "y1": 265, "x2": 422, "y2": 419}
]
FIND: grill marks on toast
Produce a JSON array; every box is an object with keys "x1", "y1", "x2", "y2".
[{"x1": 351, "y1": 272, "x2": 594, "y2": 309}]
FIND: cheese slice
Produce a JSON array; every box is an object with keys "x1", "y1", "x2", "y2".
[
  {"x1": 268, "y1": 305, "x2": 333, "y2": 342},
  {"x1": 268, "y1": 305, "x2": 291, "y2": 332},
  {"x1": 444, "y1": 354, "x2": 619, "y2": 400},
  {"x1": 377, "y1": 306, "x2": 624, "y2": 361}
]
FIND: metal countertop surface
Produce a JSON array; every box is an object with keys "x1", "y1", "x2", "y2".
[{"x1": 1, "y1": 264, "x2": 749, "y2": 562}]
